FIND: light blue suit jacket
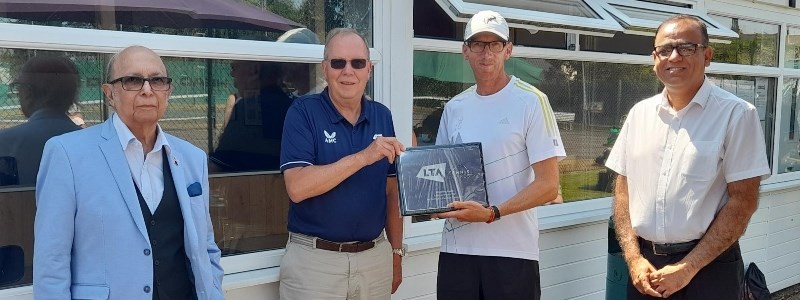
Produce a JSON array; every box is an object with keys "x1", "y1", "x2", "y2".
[{"x1": 33, "y1": 118, "x2": 224, "y2": 300}]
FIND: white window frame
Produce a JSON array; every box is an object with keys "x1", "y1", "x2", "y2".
[
  {"x1": 601, "y1": 0, "x2": 739, "y2": 40},
  {"x1": 433, "y1": 0, "x2": 623, "y2": 37}
]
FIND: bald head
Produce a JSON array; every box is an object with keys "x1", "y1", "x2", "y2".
[{"x1": 106, "y1": 46, "x2": 167, "y2": 82}]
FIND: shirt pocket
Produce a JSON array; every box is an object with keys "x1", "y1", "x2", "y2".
[{"x1": 681, "y1": 141, "x2": 721, "y2": 181}]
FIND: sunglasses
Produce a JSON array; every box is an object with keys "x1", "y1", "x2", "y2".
[{"x1": 328, "y1": 58, "x2": 368, "y2": 70}]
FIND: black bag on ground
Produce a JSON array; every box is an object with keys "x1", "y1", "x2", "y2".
[{"x1": 741, "y1": 262, "x2": 770, "y2": 300}]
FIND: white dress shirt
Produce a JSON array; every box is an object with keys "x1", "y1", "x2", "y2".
[
  {"x1": 113, "y1": 113, "x2": 171, "y2": 214},
  {"x1": 606, "y1": 78, "x2": 770, "y2": 243}
]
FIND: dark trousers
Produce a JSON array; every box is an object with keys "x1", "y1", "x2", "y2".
[
  {"x1": 437, "y1": 252, "x2": 541, "y2": 300},
  {"x1": 628, "y1": 241, "x2": 744, "y2": 300}
]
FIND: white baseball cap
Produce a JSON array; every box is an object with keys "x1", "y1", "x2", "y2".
[{"x1": 464, "y1": 10, "x2": 509, "y2": 41}]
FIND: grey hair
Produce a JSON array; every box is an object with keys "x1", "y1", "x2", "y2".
[
  {"x1": 105, "y1": 51, "x2": 120, "y2": 83},
  {"x1": 323, "y1": 28, "x2": 370, "y2": 60}
]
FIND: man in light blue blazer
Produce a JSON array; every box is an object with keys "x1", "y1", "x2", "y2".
[{"x1": 33, "y1": 46, "x2": 224, "y2": 300}]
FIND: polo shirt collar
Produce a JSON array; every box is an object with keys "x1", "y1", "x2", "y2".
[
  {"x1": 320, "y1": 87, "x2": 370, "y2": 125},
  {"x1": 657, "y1": 76, "x2": 712, "y2": 112}
]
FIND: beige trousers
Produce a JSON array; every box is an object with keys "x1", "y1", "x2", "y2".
[{"x1": 279, "y1": 233, "x2": 392, "y2": 300}]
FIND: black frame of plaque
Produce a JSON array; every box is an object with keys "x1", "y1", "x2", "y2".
[{"x1": 395, "y1": 142, "x2": 489, "y2": 216}]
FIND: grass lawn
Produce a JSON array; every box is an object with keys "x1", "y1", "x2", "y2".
[{"x1": 561, "y1": 170, "x2": 614, "y2": 202}]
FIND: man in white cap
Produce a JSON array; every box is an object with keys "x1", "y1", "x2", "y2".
[{"x1": 433, "y1": 10, "x2": 565, "y2": 299}]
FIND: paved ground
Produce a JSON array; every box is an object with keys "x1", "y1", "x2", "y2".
[{"x1": 774, "y1": 284, "x2": 800, "y2": 300}]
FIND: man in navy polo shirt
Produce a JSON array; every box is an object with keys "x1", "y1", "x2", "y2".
[{"x1": 278, "y1": 28, "x2": 405, "y2": 300}]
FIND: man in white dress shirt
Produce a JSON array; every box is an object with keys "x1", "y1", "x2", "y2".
[{"x1": 606, "y1": 15, "x2": 770, "y2": 299}]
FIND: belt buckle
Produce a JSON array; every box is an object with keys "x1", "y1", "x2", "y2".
[{"x1": 652, "y1": 241, "x2": 667, "y2": 256}]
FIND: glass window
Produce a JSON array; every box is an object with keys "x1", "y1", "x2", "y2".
[
  {"x1": 710, "y1": 16, "x2": 780, "y2": 67},
  {"x1": 779, "y1": 78, "x2": 800, "y2": 173},
  {"x1": 412, "y1": 50, "x2": 663, "y2": 214},
  {"x1": 414, "y1": 0, "x2": 570, "y2": 49},
  {"x1": 464, "y1": 0, "x2": 601, "y2": 18},
  {"x1": 787, "y1": 27, "x2": 800, "y2": 69},
  {"x1": 0, "y1": 0, "x2": 372, "y2": 45},
  {"x1": 434, "y1": 0, "x2": 623, "y2": 35},
  {"x1": 706, "y1": 74, "x2": 776, "y2": 166},
  {"x1": 0, "y1": 48, "x2": 326, "y2": 287},
  {"x1": 580, "y1": 32, "x2": 655, "y2": 55},
  {"x1": 600, "y1": 1, "x2": 737, "y2": 39}
]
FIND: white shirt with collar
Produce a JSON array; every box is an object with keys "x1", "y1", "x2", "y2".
[
  {"x1": 112, "y1": 113, "x2": 171, "y2": 214},
  {"x1": 606, "y1": 77, "x2": 770, "y2": 243}
]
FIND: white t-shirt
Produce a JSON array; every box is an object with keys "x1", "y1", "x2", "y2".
[
  {"x1": 435, "y1": 76, "x2": 566, "y2": 261},
  {"x1": 605, "y1": 78, "x2": 771, "y2": 243}
]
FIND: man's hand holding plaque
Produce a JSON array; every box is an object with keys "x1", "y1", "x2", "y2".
[
  {"x1": 358, "y1": 136, "x2": 405, "y2": 164},
  {"x1": 433, "y1": 200, "x2": 493, "y2": 222}
]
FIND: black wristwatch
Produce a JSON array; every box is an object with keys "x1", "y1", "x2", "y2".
[{"x1": 490, "y1": 205, "x2": 501, "y2": 221}]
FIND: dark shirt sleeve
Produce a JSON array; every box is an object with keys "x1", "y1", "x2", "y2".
[{"x1": 280, "y1": 103, "x2": 316, "y2": 172}]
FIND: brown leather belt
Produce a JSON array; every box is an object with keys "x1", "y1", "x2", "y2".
[
  {"x1": 638, "y1": 237, "x2": 699, "y2": 256},
  {"x1": 290, "y1": 232, "x2": 377, "y2": 253},
  {"x1": 315, "y1": 239, "x2": 375, "y2": 253}
]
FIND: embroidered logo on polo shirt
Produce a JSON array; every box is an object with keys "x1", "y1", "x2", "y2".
[
  {"x1": 324, "y1": 130, "x2": 337, "y2": 143},
  {"x1": 417, "y1": 163, "x2": 446, "y2": 183}
]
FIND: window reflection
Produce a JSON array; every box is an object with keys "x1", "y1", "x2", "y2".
[
  {"x1": 779, "y1": 78, "x2": 800, "y2": 173},
  {"x1": 706, "y1": 74, "x2": 775, "y2": 167},
  {"x1": 0, "y1": 0, "x2": 373, "y2": 45},
  {"x1": 580, "y1": 32, "x2": 655, "y2": 55},
  {"x1": 0, "y1": 54, "x2": 94, "y2": 187},
  {"x1": 0, "y1": 52, "x2": 93, "y2": 288},
  {"x1": 464, "y1": 0, "x2": 600, "y2": 19},
  {"x1": 211, "y1": 28, "x2": 324, "y2": 172},
  {"x1": 787, "y1": 27, "x2": 800, "y2": 70},
  {"x1": 413, "y1": 0, "x2": 570, "y2": 49},
  {"x1": 710, "y1": 16, "x2": 780, "y2": 67},
  {"x1": 211, "y1": 60, "x2": 323, "y2": 172}
]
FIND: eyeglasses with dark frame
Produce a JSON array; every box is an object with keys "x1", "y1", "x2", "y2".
[
  {"x1": 327, "y1": 59, "x2": 369, "y2": 70},
  {"x1": 654, "y1": 43, "x2": 707, "y2": 59},
  {"x1": 107, "y1": 76, "x2": 172, "y2": 91},
  {"x1": 464, "y1": 41, "x2": 508, "y2": 53}
]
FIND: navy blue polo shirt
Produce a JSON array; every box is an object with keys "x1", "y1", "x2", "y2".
[{"x1": 280, "y1": 88, "x2": 396, "y2": 242}]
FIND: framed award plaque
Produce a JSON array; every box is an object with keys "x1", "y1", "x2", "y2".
[{"x1": 395, "y1": 142, "x2": 489, "y2": 216}]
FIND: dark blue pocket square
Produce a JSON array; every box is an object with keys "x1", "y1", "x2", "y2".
[{"x1": 187, "y1": 182, "x2": 202, "y2": 197}]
